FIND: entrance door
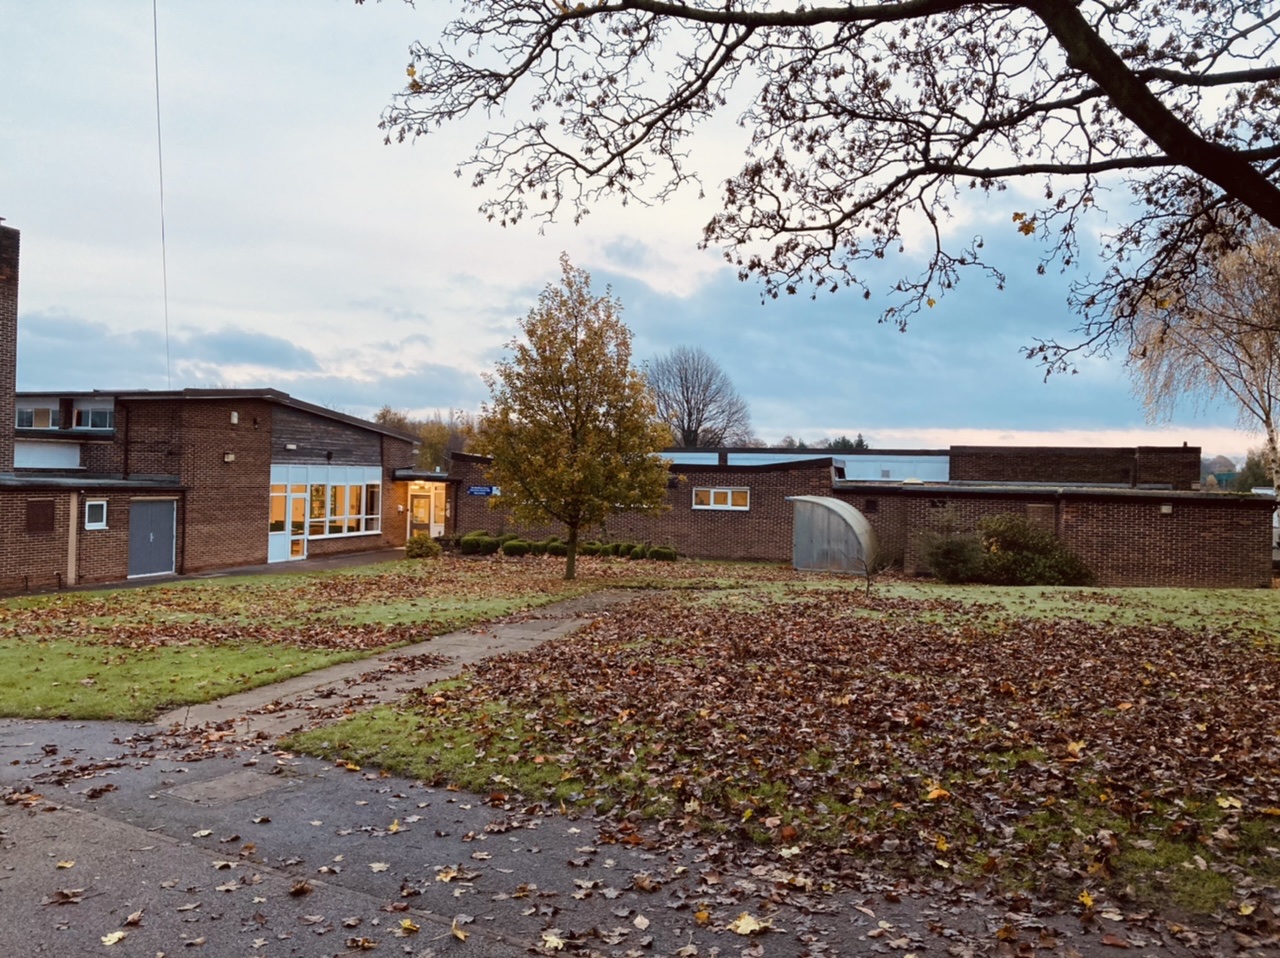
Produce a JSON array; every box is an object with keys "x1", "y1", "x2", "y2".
[
  {"x1": 409, "y1": 494, "x2": 433, "y2": 538},
  {"x1": 128, "y1": 500, "x2": 176, "y2": 577},
  {"x1": 288, "y1": 488, "x2": 308, "y2": 559}
]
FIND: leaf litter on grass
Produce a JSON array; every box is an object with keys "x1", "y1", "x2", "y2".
[{"x1": 326, "y1": 587, "x2": 1280, "y2": 923}]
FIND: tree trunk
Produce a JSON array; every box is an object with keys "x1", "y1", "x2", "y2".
[{"x1": 564, "y1": 524, "x2": 579, "y2": 580}]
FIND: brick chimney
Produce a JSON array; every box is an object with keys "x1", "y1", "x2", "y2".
[{"x1": 0, "y1": 219, "x2": 17, "y2": 474}]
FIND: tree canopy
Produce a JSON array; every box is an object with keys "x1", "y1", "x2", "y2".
[
  {"x1": 377, "y1": 0, "x2": 1280, "y2": 367},
  {"x1": 646, "y1": 345, "x2": 753, "y2": 447},
  {"x1": 475, "y1": 254, "x2": 672, "y2": 579},
  {"x1": 1130, "y1": 230, "x2": 1280, "y2": 492}
]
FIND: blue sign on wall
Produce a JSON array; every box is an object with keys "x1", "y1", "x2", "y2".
[{"x1": 467, "y1": 485, "x2": 499, "y2": 496}]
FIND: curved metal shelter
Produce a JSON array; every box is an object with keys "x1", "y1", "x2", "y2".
[{"x1": 787, "y1": 495, "x2": 879, "y2": 575}]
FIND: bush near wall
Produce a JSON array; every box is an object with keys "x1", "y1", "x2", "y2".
[
  {"x1": 922, "y1": 513, "x2": 1094, "y2": 586},
  {"x1": 405, "y1": 534, "x2": 443, "y2": 559}
]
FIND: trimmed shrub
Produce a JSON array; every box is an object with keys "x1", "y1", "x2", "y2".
[
  {"x1": 460, "y1": 534, "x2": 500, "y2": 556},
  {"x1": 461, "y1": 530, "x2": 491, "y2": 540},
  {"x1": 648, "y1": 545, "x2": 677, "y2": 562},
  {"x1": 921, "y1": 532, "x2": 985, "y2": 583},
  {"x1": 977, "y1": 514, "x2": 1094, "y2": 586},
  {"x1": 501, "y1": 538, "x2": 532, "y2": 557},
  {"x1": 579, "y1": 541, "x2": 601, "y2": 557},
  {"x1": 530, "y1": 540, "x2": 549, "y2": 556},
  {"x1": 628, "y1": 544, "x2": 648, "y2": 560},
  {"x1": 496, "y1": 533, "x2": 521, "y2": 545},
  {"x1": 405, "y1": 534, "x2": 443, "y2": 559},
  {"x1": 547, "y1": 541, "x2": 569, "y2": 556}
]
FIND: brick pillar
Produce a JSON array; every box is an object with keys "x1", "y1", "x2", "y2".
[{"x1": 0, "y1": 221, "x2": 18, "y2": 474}]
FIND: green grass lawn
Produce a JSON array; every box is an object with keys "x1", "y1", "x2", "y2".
[
  {"x1": 287, "y1": 569, "x2": 1280, "y2": 916},
  {"x1": 0, "y1": 555, "x2": 601, "y2": 720}
]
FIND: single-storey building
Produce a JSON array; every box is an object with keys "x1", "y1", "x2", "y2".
[{"x1": 446, "y1": 445, "x2": 1276, "y2": 588}]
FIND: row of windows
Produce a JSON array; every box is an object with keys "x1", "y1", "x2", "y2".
[
  {"x1": 270, "y1": 481, "x2": 382, "y2": 537},
  {"x1": 693, "y1": 487, "x2": 750, "y2": 511},
  {"x1": 16, "y1": 407, "x2": 115, "y2": 429}
]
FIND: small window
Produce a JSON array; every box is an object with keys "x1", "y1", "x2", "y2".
[
  {"x1": 84, "y1": 500, "x2": 108, "y2": 530},
  {"x1": 26, "y1": 499, "x2": 55, "y2": 534},
  {"x1": 692, "y1": 487, "x2": 750, "y2": 511},
  {"x1": 15, "y1": 409, "x2": 33, "y2": 428}
]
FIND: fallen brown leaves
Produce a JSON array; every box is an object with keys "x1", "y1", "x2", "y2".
[{"x1": 404, "y1": 589, "x2": 1280, "y2": 904}]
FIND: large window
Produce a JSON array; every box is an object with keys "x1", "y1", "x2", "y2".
[
  {"x1": 15, "y1": 407, "x2": 59, "y2": 429},
  {"x1": 269, "y1": 465, "x2": 382, "y2": 538},
  {"x1": 73, "y1": 407, "x2": 114, "y2": 430},
  {"x1": 692, "y1": 487, "x2": 750, "y2": 511}
]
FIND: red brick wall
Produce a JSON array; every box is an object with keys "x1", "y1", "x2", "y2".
[
  {"x1": 1060, "y1": 495, "x2": 1273, "y2": 588},
  {"x1": 381, "y1": 435, "x2": 416, "y2": 548},
  {"x1": 895, "y1": 489, "x2": 1272, "y2": 588},
  {"x1": 0, "y1": 489, "x2": 69, "y2": 591},
  {"x1": 448, "y1": 453, "x2": 1271, "y2": 587},
  {"x1": 76, "y1": 493, "x2": 186, "y2": 585},
  {"x1": 449, "y1": 455, "x2": 834, "y2": 561},
  {"x1": 0, "y1": 224, "x2": 18, "y2": 474},
  {"x1": 949, "y1": 445, "x2": 1200, "y2": 490},
  {"x1": 112, "y1": 399, "x2": 272, "y2": 573},
  {"x1": 0, "y1": 488, "x2": 188, "y2": 591}
]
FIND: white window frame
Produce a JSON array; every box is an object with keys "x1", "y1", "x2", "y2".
[
  {"x1": 692, "y1": 486, "x2": 750, "y2": 511},
  {"x1": 84, "y1": 500, "x2": 108, "y2": 530},
  {"x1": 73, "y1": 407, "x2": 115, "y2": 430},
  {"x1": 271, "y1": 465, "x2": 383, "y2": 540}
]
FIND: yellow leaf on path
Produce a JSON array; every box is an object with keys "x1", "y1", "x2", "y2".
[
  {"x1": 541, "y1": 930, "x2": 566, "y2": 950},
  {"x1": 1066, "y1": 740, "x2": 1086, "y2": 759},
  {"x1": 925, "y1": 787, "x2": 950, "y2": 801},
  {"x1": 56, "y1": 861, "x2": 75, "y2": 869},
  {"x1": 694, "y1": 908, "x2": 710, "y2": 925},
  {"x1": 935, "y1": 835, "x2": 949, "y2": 852},
  {"x1": 399, "y1": 918, "x2": 420, "y2": 933},
  {"x1": 727, "y1": 912, "x2": 772, "y2": 935},
  {"x1": 388, "y1": 819, "x2": 401, "y2": 834},
  {"x1": 1241, "y1": 902, "x2": 1257, "y2": 916},
  {"x1": 1079, "y1": 889, "x2": 1095, "y2": 909},
  {"x1": 451, "y1": 918, "x2": 469, "y2": 941},
  {"x1": 1217, "y1": 796, "x2": 1243, "y2": 810},
  {"x1": 101, "y1": 931, "x2": 127, "y2": 946}
]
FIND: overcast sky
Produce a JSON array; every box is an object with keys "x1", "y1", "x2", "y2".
[{"x1": 0, "y1": 1, "x2": 1261, "y2": 461}]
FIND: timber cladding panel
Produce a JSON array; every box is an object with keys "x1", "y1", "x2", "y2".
[
  {"x1": 0, "y1": 225, "x2": 17, "y2": 474},
  {"x1": 272, "y1": 406, "x2": 381, "y2": 465}
]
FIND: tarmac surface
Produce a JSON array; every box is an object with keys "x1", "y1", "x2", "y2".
[{"x1": 0, "y1": 559, "x2": 1257, "y2": 957}]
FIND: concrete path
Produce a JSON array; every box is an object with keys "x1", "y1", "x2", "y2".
[
  {"x1": 0, "y1": 590, "x2": 1244, "y2": 957},
  {"x1": 154, "y1": 589, "x2": 636, "y2": 741}
]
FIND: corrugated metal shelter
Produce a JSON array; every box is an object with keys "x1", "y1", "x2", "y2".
[{"x1": 787, "y1": 495, "x2": 878, "y2": 575}]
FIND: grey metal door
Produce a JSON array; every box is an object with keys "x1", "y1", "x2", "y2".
[{"x1": 128, "y1": 500, "x2": 176, "y2": 577}]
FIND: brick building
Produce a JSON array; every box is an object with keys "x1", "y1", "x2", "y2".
[
  {"x1": 0, "y1": 220, "x2": 428, "y2": 591},
  {"x1": 447, "y1": 445, "x2": 1275, "y2": 588}
]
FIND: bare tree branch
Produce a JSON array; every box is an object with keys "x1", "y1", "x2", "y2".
[{"x1": 376, "y1": 0, "x2": 1280, "y2": 363}]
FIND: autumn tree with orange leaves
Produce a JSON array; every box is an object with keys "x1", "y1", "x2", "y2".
[{"x1": 476, "y1": 255, "x2": 671, "y2": 579}]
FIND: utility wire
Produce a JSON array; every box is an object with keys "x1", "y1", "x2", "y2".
[{"x1": 152, "y1": 0, "x2": 172, "y2": 387}]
